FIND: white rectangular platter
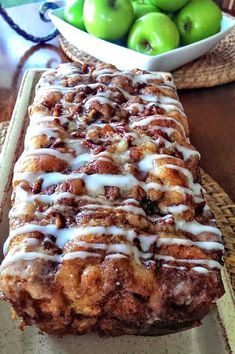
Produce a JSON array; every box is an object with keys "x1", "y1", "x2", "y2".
[{"x1": 0, "y1": 69, "x2": 234, "y2": 354}]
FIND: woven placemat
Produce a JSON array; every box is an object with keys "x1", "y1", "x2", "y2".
[
  {"x1": 0, "y1": 121, "x2": 10, "y2": 157},
  {"x1": 59, "y1": 26, "x2": 235, "y2": 89},
  {"x1": 0, "y1": 121, "x2": 9, "y2": 150},
  {"x1": 0, "y1": 121, "x2": 234, "y2": 291}
]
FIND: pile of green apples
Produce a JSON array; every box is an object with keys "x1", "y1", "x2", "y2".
[{"x1": 64, "y1": 0, "x2": 222, "y2": 56}]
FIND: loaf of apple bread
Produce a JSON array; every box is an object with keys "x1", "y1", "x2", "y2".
[{"x1": 0, "y1": 62, "x2": 224, "y2": 335}]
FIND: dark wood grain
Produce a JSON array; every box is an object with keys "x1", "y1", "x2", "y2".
[
  {"x1": 179, "y1": 84, "x2": 235, "y2": 202},
  {"x1": 0, "y1": 5, "x2": 234, "y2": 201}
]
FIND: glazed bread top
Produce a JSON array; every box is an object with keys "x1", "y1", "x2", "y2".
[{"x1": 0, "y1": 63, "x2": 224, "y2": 330}]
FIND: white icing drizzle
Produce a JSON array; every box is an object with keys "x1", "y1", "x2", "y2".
[
  {"x1": 18, "y1": 148, "x2": 73, "y2": 163},
  {"x1": 105, "y1": 254, "x2": 128, "y2": 260},
  {"x1": 192, "y1": 266, "x2": 209, "y2": 274},
  {"x1": 24, "y1": 238, "x2": 39, "y2": 246},
  {"x1": 79, "y1": 203, "x2": 146, "y2": 217},
  {"x1": 133, "y1": 72, "x2": 174, "y2": 87},
  {"x1": 17, "y1": 148, "x2": 111, "y2": 169},
  {"x1": 5, "y1": 224, "x2": 138, "y2": 251},
  {"x1": 64, "y1": 140, "x2": 87, "y2": 155},
  {"x1": 25, "y1": 127, "x2": 60, "y2": 146},
  {"x1": 1, "y1": 246, "x2": 143, "y2": 269},
  {"x1": 35, "y1": 82, "x2": 105, "y2": 99},
  {"x1": 0, "y1": 251, "x2": 60, "y2": 269},
  {"x1": 147, "y1": 126, "x2": 177, "y2": 136},
  {"x1": 28, "y1": 110, "x2": 198, "y2": 168},
  {"x1": 127, "y1": 101, "x2": 186, "y2": 116},
  {"x1": 161, "y1": 204, "x2": 189, "y2": 214},
  {"x1": 165, "y1": 164, "x2": 202, "y2": 196},
  {"x1": 17, "y1": 144, "x2": 129, "y2": 171},
  {"x1": 30, "y1": 114, "x2": 70, "y2": 126},
  {"x1": 62, "y1": 251, "x2": 102, "y2": 260},
  {"x1": 84, "y1": 174, "x2": 140, "y2": 195},
  {"x1": 13, "y1": 171, "x2": 200, "y2": 203},
  {"x1": 175, "y1": 220, "x2": 222, "y2": 239},
  {"x1": 93, "y1": 69, "x2": 174, "y2": 88},
  {"x1": 1, "y1": 63, "x2": 223, "y2": 276},
  {"x1": 130, "y1": 115, "x2": 186, "y2": 137},
  {"x1": 65, "y1": 243, "x2": 149, "y2": 263},
  {"x1": 84, "y1": 95, "x2": 118, "y2": 109},
  {"x1": 138, "y1": 155, "x2": 203, "y2": 203},
  {"x1": 14, "y1": 188, "x2": 144, "y2": 212},
  {"x1": 1, "y1": 248, "x2": 219, "y2": 271},
  {"x1": 2, "y1": 238, "x2": 152, "y2": 267},
  {"x1": 4, "y1": 222, "x2": 158, "y2": 259},
  {"x1": 139, "y1": 94, "x2": 182, "y2": 109},
  {"x1": 162, "y1": 264, "x2": 209, "y2": 274},
  {"x1": 138, "y1": 235, "x2": 157, "y2": 252},
  {"x1": 162, "y1": 264, "x2": 186, "y2": 271},
  {"x1": 155, "y1": 255, "x2": 221, "y2": 269},
  {"x1": 14, "y1": 187, "x2": 76, "y2": 204},
  {"x1": 157, "y1": 238, "x2": 224, "y2": 251},
  {"x1": 138, "y1": 154, "x2": 180, "y2": 173},
  {"x1": 176, "y1": 144, "x2": 200, "y2": 160},
  {"x1": 154, "y1": 135, "x2": 200, "y2": 161},
  {"x1": 115, "y1": 204, "x2": 146, "y2": 216}
]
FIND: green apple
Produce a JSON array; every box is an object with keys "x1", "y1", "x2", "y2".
[
  {"x1": 132, "y1": 0, "x2": 155, "y2": 4},
  {"x1": 64, "y1": 0, "x2": 85, "y2": 31},
  {"x1": 132, "y1": 0, "x2": 154, "y2": 4},
  {"x1": 162, "y1": 11, "x2": 175, "y2": 21},
  {"x1": 176, "y1": 0, "x2": 222, "y2": 45},
  {"x1": 132, "y1": 2, "x2": 160, "y2": 20},
  {"x1": 83, "y1": 0, "x2": 134, "y2": 40},
  {"x1": 128, "y1": 12, "x2": 179, "y2": 56},
  {"x1": 150, "y1": 0, "x2": 189, "y2": 12}
]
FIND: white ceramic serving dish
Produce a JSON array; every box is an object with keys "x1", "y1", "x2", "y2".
[
  {"x1": 0, "y1": 69, "x2": 235, "y2": 354},
  {"x1": 49, "y1": 8, "x2": 235, "y2": 71}
]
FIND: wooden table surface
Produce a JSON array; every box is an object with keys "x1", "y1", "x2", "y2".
[{"x1": 0, "y1": 4, "x2": 234, "y2": 201}]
